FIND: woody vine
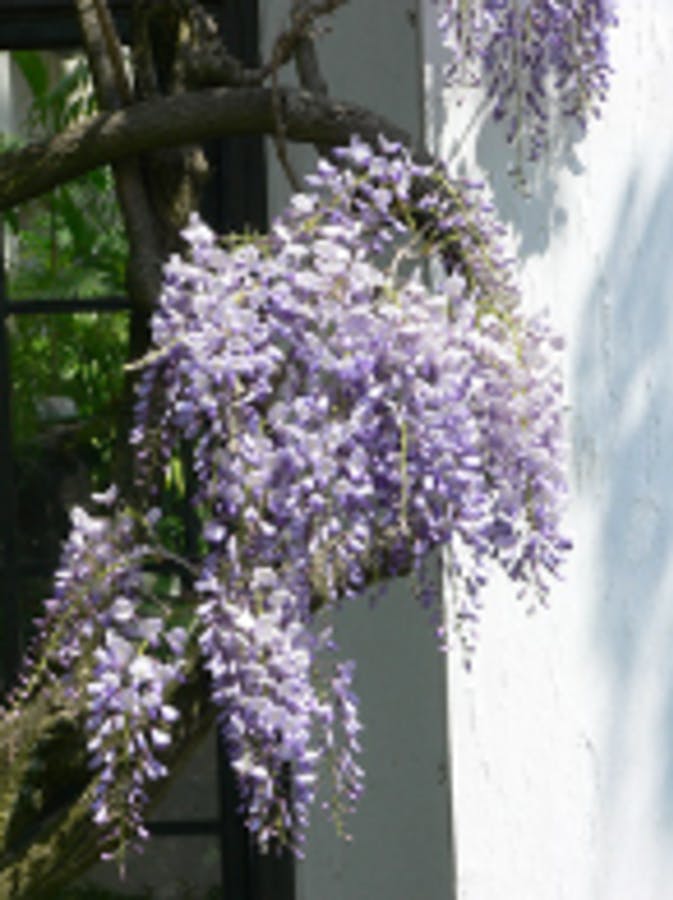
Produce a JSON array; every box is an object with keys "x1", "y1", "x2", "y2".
[{"x1": 0, "y1": 0, "x2": 615, "y2": 895}]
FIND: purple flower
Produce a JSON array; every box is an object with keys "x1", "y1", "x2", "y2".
[
  {"x1": 7, "y1": 498, "x2": 189, "y2": 871},
  {"x1": 12, "y1": 131, "x2": 571, "y2": 869},
  {"x1": 129, "y1": 135, "x2": 570, "y2": 850},
  {"x1": 86, "y1": 611, "x2": 185, "y2": 865},
  {"x1": 437, "y1": 0, "x2": 618, "y2": 162}
]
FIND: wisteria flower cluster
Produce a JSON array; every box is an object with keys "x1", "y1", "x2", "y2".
[
  {"x1": 12, "y1": 490, "x2": 145, "y2": 702},
  {"x1": 9, "y1": 135, "x2": 570, "y2": 869},
  {"x1": 436, "y1": 0, "x2": 618, "y2": 161},
  {"x1": 86, "y1": 595, "x2": 186, "y2": 870},
  {"x1": 128, "y1": 135, "x2": 570, "y2": 849},
  {"x1": 198, "y1": 560, "x2": 363, "y2": 849},
  {"x1": 8, "y1": 489, "x2": 187, "y2": 867}
]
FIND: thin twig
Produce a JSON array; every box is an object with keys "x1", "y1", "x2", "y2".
[
  {"x1": 268, "y1": 0, "x2": 347, "y2": 189},
  {"x1": 271, "y1": 48, "x2": 302, "y2": 191},
  {"x1": 291, "y1": 0, "x2": 330, "y2": 98},
  {"x1": 263, "y1": 0, "x2": 348, "y2": 79}
]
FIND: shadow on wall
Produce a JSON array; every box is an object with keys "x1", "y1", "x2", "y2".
[
  {"x1": 422, "y1": 17, "x2": 580, "y2": 259},
  {"x1": 474, "y1": 116, "x2": 581, "y2": 258},
  {"x1": 574, "y1": 159, "x2": 673, "y2": 828}
]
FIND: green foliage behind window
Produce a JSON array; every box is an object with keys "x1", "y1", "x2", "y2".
[{"x1": 4, "y1": 51, "x2": 129, "y2": 462}]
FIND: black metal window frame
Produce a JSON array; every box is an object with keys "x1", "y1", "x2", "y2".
[
  {"x1": 0, "y1": 1, "x2": 133, "y2": 49},
  {"x1": 0, "y1": 3, "x2": 294, "y2": 897}
]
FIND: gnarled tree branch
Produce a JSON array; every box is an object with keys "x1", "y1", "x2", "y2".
[
  {"x1": 0, "y1": 86, "x2": 416, "y2": 211},
  {"x1": 292, "y1": 0, "x2": 331, "y2": 98},
  {"x1": 75, "y1": 0, "x2": 162, "y2": 313}
]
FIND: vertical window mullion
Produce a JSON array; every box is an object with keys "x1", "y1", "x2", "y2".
[{"x1": 0, "y1": 229, "x2": 20, "y2": 687}]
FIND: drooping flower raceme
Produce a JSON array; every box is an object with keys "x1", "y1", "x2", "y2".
[
  {"x1": 437, "y1": 0, "x2": 618, "y2": 161},
  {"x1": 13, "y1": 491, "x2": 145, "y2": 702},
  {"x1": 197, "y1": 558, "x2": 362, "y2": 850},
  {"x1": 10, "y1": 491, "x2": 188, "y2": 867},
  {"x1": 86, "y1": 598, "x2": 187, "y2": 869},
  {"x1": 130, "y1": 135, "x2": 570, "y2": 848},
  {"x1": 8, "y1": 135, "x2": 570, "y2": 869}
]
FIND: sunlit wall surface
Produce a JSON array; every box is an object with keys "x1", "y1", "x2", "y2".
[{"x1": 422, "y1": 2, "x2": 673, "y2": 898}]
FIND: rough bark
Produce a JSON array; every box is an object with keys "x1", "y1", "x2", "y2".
[
  {"x1": 75, "y1": 0, "x2": 163, "y2": 314},
  {"x1": 0, "y1": 87, "x2": 415, "y2": 212}
]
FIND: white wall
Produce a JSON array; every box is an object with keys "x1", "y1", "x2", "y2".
[
  {"x1": 422, "y1": 2, "x2": 673, "y2": 898},
  {"x1": 260, "y1": 0, "x2": 422, "y2": 218}
]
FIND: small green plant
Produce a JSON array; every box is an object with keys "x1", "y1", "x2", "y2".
[
  {"x1": 4, "y1": 50, "x2": 129, "y2": 464},
  {"x1": 9, "y1": 311, "x2": 127, "y2": 469}
]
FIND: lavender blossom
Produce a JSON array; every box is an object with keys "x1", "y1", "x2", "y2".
[
  {"x1": 8, "y1": 493, "x2": 187, "y2": 869},
  {"x1": 87, "y1": 615, "x2": 185, "y2": 868},
  {"x1": 197, "y1": 560, "x2": 328, "y2": 850},
  {"x1": 10, "y1": 498, "x2": 146, "y2": 704},
  {"x1": 131, "y1": 135, "x2": 571, "y2": 848},
  {"x1": 437, "y1": 0, "x2": 618, "y2": 161}
]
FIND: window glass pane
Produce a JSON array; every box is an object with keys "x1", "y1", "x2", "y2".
[
  {"x1": 151, "y1": 729, "x2": 220, "y2": 823},
  {"x1": 70, "y1": 837, "x2": 222, "y2": 899}
]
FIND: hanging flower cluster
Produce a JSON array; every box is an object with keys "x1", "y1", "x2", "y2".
[
  {"x1": 11, "y1": 134, "x2": 570, "y2": 867},
  {"x1": 436, "y1": 0, "x2": 618, "y2": 160},
  {"x1": 198, "y1": 562, "x2": 363, "y2": 849},
  {"x1": 128, "y1": 135, "x2": 569, "y2": 849},
  {"x1": 86, "y1": 594, "x2": 187, "y2": 870},
  {"x1": 11, "y1": 491, "x2": 146, "y2": 703},
  {"x1": 8, "y1": 490, "x2": 187, "y2": 867}
]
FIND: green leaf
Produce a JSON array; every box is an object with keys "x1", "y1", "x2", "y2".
[
  {"x1": 12, "y1": 50, "x2": 49, "y2": 101},
  {"x1": 166, "y1": 456, "x2": 186, "y2": 497},
  {"x1": 56, "y1": 186, "x2": 92, "y2": 255}
]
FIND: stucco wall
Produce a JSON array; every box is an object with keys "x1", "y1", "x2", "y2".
[{"x1": 422, "y1": 2, "x2": 673, "y2": 898}]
